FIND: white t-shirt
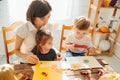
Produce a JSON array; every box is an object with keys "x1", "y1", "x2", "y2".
[
  {"x1": 64, "y1": 34, "x2": 93, "y2": 53},
  {"x1": 16, "y1": 21, "x2": 55, "y2": 54}
]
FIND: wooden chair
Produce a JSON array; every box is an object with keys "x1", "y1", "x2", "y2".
[
  {"x1": 59, "y1": 24, "x2": 73, "y2": 52},
  {"x1": 2, "y1": 21, "x2": 24, "y2": 63}
]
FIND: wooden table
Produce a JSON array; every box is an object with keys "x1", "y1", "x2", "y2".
[
  {"x1": 65, "y1": 59, "x2": 114, "y2": 80},
  {"x1": 14, "y1": 59, "x2": 114, "y2": 80},
  {"x1": 14, "y1": 64, "x2": 34, "y2": 80}
]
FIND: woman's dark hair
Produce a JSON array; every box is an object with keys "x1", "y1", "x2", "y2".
[
  {"x1": 35, "y1": 30, "x2": 53, "y2": 51},
  {"x1": 26, "y1": 0, "x2": 52, "y2": 24}
]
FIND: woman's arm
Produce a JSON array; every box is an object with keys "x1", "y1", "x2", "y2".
[{"x1": 15, "y1": 35, "x2": 39, "y2": 64}]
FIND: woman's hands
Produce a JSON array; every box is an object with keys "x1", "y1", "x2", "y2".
[
  {"x1": 23, "y1": 53, "x2": 39, "y2": 64},
  {"x1": 15, "y1": 35, "x2": 39, "y2": 64},
  {"x1": 88, "y1": 47, "x2": 96, "y2": 55}
]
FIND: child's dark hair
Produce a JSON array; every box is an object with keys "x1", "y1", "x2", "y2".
[
  {"x1": 35, "y1": 30, "x2": 53, "y2": 51},
  {"x1": 26, "y1": 0, "x2": 52, "y2": 24},
  {"x1": 74, "y1": 16, "x2": 90, "y2": 30}
]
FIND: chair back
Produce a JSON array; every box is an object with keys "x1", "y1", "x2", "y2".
[
  {"x1": 2, "y1": 21, "x2": 24, "y2": 63},
  {"x1": 59, "y1": 24, "x2": 73, "y2": 52}
]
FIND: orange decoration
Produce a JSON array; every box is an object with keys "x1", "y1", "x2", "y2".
[
  {"x1": 99, "y1": 26, "x2": 109, "y2": 33},
  {"x1": 71, "y1": 64, "x2": 81, "y2": 70},
  {"x1": 99, "y1": 72, "x2": 120, "y2": 80}
]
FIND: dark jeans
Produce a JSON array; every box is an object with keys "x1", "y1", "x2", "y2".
[{"x1": 66, "y1": 50, "x2": 85, "y2": 57}]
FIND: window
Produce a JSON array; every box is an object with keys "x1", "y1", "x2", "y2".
[{"x1": 48, "y1": 0, "x2": 71, "y2": 21}]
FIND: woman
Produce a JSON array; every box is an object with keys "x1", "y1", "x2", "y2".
[{"x1": 15, "y1": 0, "x2": 61, "y2": 64}]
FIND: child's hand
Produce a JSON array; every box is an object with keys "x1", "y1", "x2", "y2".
[
  {"x1": 65, "y1": 42, "x2": 74, "y2": 52},
  {"x1": 56, "y1": 53, "x2": 62, "y2": 60},
  {"x1": 89, "y1": 47, "x2": 96, "y2": 53},
  {"x1": 67, "y1": 43, "x2": 74, "y2": 52}
]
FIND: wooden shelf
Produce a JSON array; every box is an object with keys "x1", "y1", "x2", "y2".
[
  {"x1": 94, "y1": 30, "x2": 116, "y2": 34},
  {"x1": 101, "y1": 6, "x2": 120, "y2": 9},
  {"x1": 92, "y1": 47, "x2": 110, "y2": 55},
  {"x1": 88, "y1": 0, "x2": 120, "y2": 56},
  {"x1": 101, "y1": 50, "x2": 110, "y2": 55}
]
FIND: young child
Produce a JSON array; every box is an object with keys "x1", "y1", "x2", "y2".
[
  {"x1": 31, "y1": 30, "x2": 57, "y2": 61},
  {"x1": 64, "y1": 16, "x2": 95, "y2": 57}
]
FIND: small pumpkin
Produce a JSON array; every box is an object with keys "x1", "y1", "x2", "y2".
[
  {"x1": 0, "y1": 64, "x2": 18, "y2": 80},
  {"x1": 99, "y1": 72, "x2": 120, "y2": 80},
  {"x1": 99, "y1": 26, "x2": 109, "y2": 33}
]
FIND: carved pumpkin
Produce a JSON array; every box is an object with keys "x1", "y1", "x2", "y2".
[
  {"x1": 99, "y1": 26, "x2": 109, "y2": 33},
  {"x1": 0, "y1": 64, "x2": 17, "y2": 80}
]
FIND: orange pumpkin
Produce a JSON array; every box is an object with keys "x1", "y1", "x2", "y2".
[
  {"x1": 99, "y1": 26, "x2": 109, "y2": 33},
  {"x1": 0, "y1": 64, "x2": 18, "y2": 80},
  {"x1": 99, "y1": 72, "x2": 120, "y2": 80}
]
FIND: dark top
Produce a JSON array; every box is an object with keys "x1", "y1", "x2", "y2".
[{"x1": 31, "y1": 46, "x2": 56, "y2": 61}]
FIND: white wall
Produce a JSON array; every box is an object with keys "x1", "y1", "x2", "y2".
[
  {"x1": 0, "y1": 0, "x2": 10, "y2": 27},
  {"x1": 8, "y1": 0, "x2": 31, "y2": 23},
  {"x1": 0, "y1": 0, "x2": 9, "y2": 55},
  {"x1": 0, "y1": 0, "x2": 31, "y2": 55}
]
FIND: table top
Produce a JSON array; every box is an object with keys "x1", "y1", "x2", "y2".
[
  {"x1": 14, "y1": 63, "x2": 34, "y2": 80},
  {"x1": 14, "y1": 58, "x2": 114, "y2": 80}
]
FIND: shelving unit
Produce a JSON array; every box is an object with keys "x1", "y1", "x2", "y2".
[{"x1": 88, "y1": 0, "x2": 120, "y2": 56}]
